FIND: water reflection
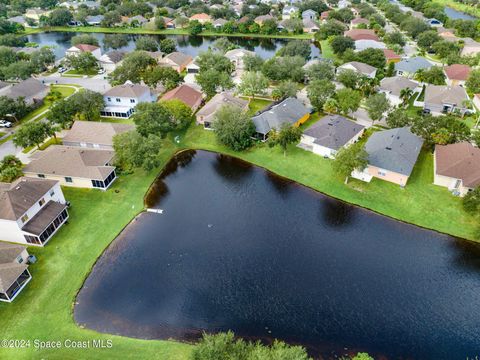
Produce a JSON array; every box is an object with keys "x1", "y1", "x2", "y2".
[
  {"x1": 265, "y1": 171, "x2": 293, "y2": 196},
  {"x1": 321, "y1": 197, "x2": 356, "y2": 228},
  {"x1": 212, "y1": 154, "x2": 253, "y2": 183}
]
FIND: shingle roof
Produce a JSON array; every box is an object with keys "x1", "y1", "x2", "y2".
[
  {"x1": 101, "y1": 50, "x2": 126, "y2": 64},
  {"x1": 435, "y1": 142, "x2": 480, "y2": 188},
  {"x1": 22, "y1": 201, "x2": 67, "y2": 235},
  {"x1": 196, "y1": 92, "x2": 248, "y2": 123},
  {"x1": 103, "y1": 83, "x2": 151, "y2": 98},
  {"x1": 73, "y1": 44, "x2": 100, "y2": 52},
  {"x1": 344, "y1": 29, "x2": 379, "y2": 41},
  {"x1": 63, "y1": 121, "x2": 134, "y2": 146},
  {"x1": 1, "y1": 78, "x2": 48, "y2": 100},
  {"x1": 0, "y1": 243, "x2": 26, "y2": 264},
  {"x1": 0, "y1": 177, "x2": 58, "y2": 221},
  {"x1": 304, "y1": 115, "x2": 365, "y2": 150},
  {"x1": 424, "y1": 85, "x2": 468, "y2": 107},
  {"x1": 0, "y1": 262, "x2": 27, "y2": 293},
  {"x1": 252, "y1": 97, "x2": 310, "y2": 135},
  {"x1": 379, "y1": 76, "x2": 418, "y2": 97},
  {"x1": 160, "y1": 84, "x2": 203, "y2": 109},
  {"x1": 164, "y1": 51, "x2": 193, "y2": 67},
  {"x1": 395, "y1": 57, "x2": 433, "y2": 73},
  {"x1": 365, "y1": 127, "x2": 424, "y2": 176},
  {"x1": 24, "y1": 146, "x2": 115, "y2": 181},
  {"x1": 444, "y1": 64, "x2": 471, "y2": 81},
  {"x1": 339, "y1": 61, "x2": 376, "y2": 75}
]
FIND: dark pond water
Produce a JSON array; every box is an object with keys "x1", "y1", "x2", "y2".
[
  {"x1": 75, "y1": 150, "x2": 480, "y2": 360},
  {"x1": 28, "y1": 32, "x2": 320, "y2": 60},
  {"x1": 444, "y1": 7, "x2": 477, "y2": 20}
]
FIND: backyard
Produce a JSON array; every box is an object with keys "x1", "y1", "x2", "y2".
[{"x1": 0, "y1": 117, "x2": 478, "y2": 359}]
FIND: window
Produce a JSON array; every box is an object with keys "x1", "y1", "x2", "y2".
[
  {"x1": 49, "y1": 190, "x2": 55, "y2": 197},
  {"x1": 16, "y1": 255, "x2": 23, "y2": 264},
  {"x1": 37, "y1": 174, "x2": 45, "y2": 178},
  {"x1": 38, "y1": 198, "x2": 45, "y2": 207},
  {"x1": 21, "y1": 214, "x2": 29, "y2": 223},
  {"x1": 107, "y1": 97, "x2": 111, "y2": 102},
  {"x1": 130, "y1": 98, "x2": 135, "y2": 103},
  {"x1": 378, "y1": 171, "x2": 387, "y2": 177},
  {"x1": 116, "y1": 98, "x2": 121, "y2": 102},
  {"x1": 24, "y1": 235, "x2": 40, "y2": 245},
  {"x1": 65, "y1": 177, "x2": 73, "y2": 183}
]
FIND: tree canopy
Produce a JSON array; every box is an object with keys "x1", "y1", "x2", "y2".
[{"x1": 214, "y1": 105, "x2": 256, "y2": 151}]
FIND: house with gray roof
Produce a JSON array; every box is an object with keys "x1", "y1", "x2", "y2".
[
  {"x1": 85, "y1": 15, "x2": 104, "y2": 26},
  {"x1": 299, "y1": 115, "x2": 365, "y2": 158},
  {"x1": 101, "y1": 81, "x2": 156, "y2": 118},
  {"x1": 337, "y1": 61, "x2": 377, "y2": 78},
  {"x1": 302, "y1": 9, "x2": 317, "y2": 20},
  {"x1": 196, "y1": 92, "x2": 249, "y2": 129},
  {"x1": 379, "y1": 76, "x2": 420, "y2": 106},
  {"x1": 0, "y1": 78, "x2": 49, "y2": 106},
  {"x1": 352, "y1": 127, "x2": 424, "y2": 186},
  {"x1": 99, "y1": 50, "x2": 126, "y2": 72},
  {"x1": 424, "y1": 84, "x2": 471, "y2": 116},
  {"x1": 252, "y1": 97, "x2": 311, "y2": 141},
  {"x1": 24, "y1": 146, "x2": 117, "y2": 190},
  {"x1": 0, "y1": 242, "x2": 31, "y2": 302},
  {"x1": 395, "y1": 57, "x2": 433, "y2": 78},
  {"x1": 0, "y1": 177, "x2": 68, "y2": 247}
]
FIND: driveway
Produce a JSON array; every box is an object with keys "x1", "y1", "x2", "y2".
[
  {"x1": 0, "y1": 138, "x2": 21, "y2": 159},
  {"x1": 37, "y1": 74, "x2": 111, "y2": 92}
]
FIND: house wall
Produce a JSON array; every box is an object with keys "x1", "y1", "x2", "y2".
[
  {"x1": 62, "y1": 141, "x2": 113, "y2": 150},
  {"x1": 23, "y1": 173, "x2": 97, "y2": 189},
  {"x1": 104, "y1": 91, "x2": 153, "y2": 108},
  {"x1": 295, "y1": 113, "x2": 310, "y2": 126},
  {"x1": 446, "y1": 79, "x2": 466, "y2": 87},
  {"x1": 0, "y1": 219, "x2": 27, "y2": 244},
  {"x1": 366, "y1": 165, "x2": 410, "y2": 186}
]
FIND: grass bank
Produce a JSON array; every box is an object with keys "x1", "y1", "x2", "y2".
[
  {"x1": 433, "y1": 0, "x2": 480, "y2": 18},
  {"x1": 0, "y1": 119, "x2": 478, "y2": 359},
  {"x1": 43, "y1": 26, "x2": 313, "y2": 40}
]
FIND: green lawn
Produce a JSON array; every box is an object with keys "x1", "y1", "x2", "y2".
[
  {"x1": 0, "y1": 131, "x2": 5, "y2": 137},
  {"x1": 319, "y1": 40, "x2": 336, "y2": 60},
  {"x1": 22, "y1": 137, "x2": 62, "y2": 154},
  {"x1": 45, "y1": 26, "x2": 313, "y2": 40},
  {"x1": 246, "y1": 98, "x2": 272, "y2": 115},
  {"x1": 432, "y1": 0, "x2": 480, "y2": 18},
  {"x1": 63, "y1": 69, "x2": 98, "y2": 77},
  {"x1": 0, "y1": 118, "x2": 478, "y2": 359}
]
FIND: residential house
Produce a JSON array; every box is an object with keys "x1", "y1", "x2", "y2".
[
  {"x1": 320, "y1": 11, "x2": 330, "y2": 22},
  {"x1": 354, "y1": 39, "x2": 386, "y2": 52},
  {"x1": 99, "y1": 50, "x2": 126, "y2": 72},
  {"x1": 337, "y1": 61, "x2": 377, "y2": 78},
  {"x1": 186, "y1": 58, "x2": 200, "y2": 74},
  {"x1": 160, "y1": 51, "x2": 193, "y2": 72},
  {"x1": 0, "y1": 78, "x2": 49, "y2": 106},
  {"x1": 303, "y1": 18, "x2": 319, "y2": 33},
  {"x1": 7, "y1": 16, "x2": 29, "y2": 28},
  {"x1": 0, "y1": 243, "x2": 31, "y2": 302},
  {"x1": 444, "y1": 64, "x2": 471, "y2": 87},
  {"x1": 344, "y1": 29, "x2": 379, "y2": 41},
  {"x1": 196, "y1": 92, "x2": 249, "y2": 129},
  {"x1": 302, "y1": 9, "x2": 317, "y2": 21},
  {"x1": 383, "y1": 49, "x2": 401, "y2": 63},
  {"x1": 395, "y1": 57, "x2": 433, "y2": 78},
  {"x1": 254, "y1": 14, "x2": 275, "y2": 26},
  {"x1": 213, "y1": 18, "x2": 227, "y2": 29},
  {"x1": 252, "y1": 97, "x2": 310, "y2": 141},
  {"x1": 24, "y1": 146, "x2": 117, "y2": 190},
  {"x1": 0, "y1": 177, "x2": 68, "y2": 246},
  {"x1": 163, "y1": 17, "x2": 175, "y2": 29},
  {"x1": 126, "y1": 15, "x2": 148, "y2": 27},
  {"x1": 338, "y1": 0, "x2": 350, "y2": 9},
  {"x1": 437, "y1": 27, "x2": 459, "y2": 43},
  {"x1": 65, "y1": 44, "x2": 102, "y2": 60},
  {"x1": 424, "y1": 84, "x2": 470, "y2": 116},
  {"x1": 101, "y1": 82, "x2": 156, "y2": 118},
  {"x1": 225, "y1": 48, "x2": 255, "y2": 82},
  {"x1": 189, "y1": 13, "x2": 212, "y2": 24},
  {"x1": 350, "y1": 17, "x2": 369, "y2": 29},
  {"x1": 352, "y1": 127, "x2": 424, "y2": 186},
  {"x1": 24, "y1": 8, "x2": 51, "y2": 21},
  {"x1": 85, "y1": 15, "x2": 104, "y2": 26},
  {"x1": 161, "y1": 84, "x2": 204, "y2": 111},
  {"x1": 62, "y1": 121, "x2": 134, "y2": 150},
  {"x1": 299, "y1": 115, "x2": 365, "y2": 158},
  {"x1": 426, "y1": 18, "x2": 443, "y2": 27},
  {"x1": 282, "y1": 5, "x2": 298, "y2": 19},
  {"x1": 434, "y1": 142, "x2": 480, "y2": 196},
  {"x1": 461, "y1": 38, "x2": 480, "y2": 57},
  {"x1": 378, "y1": 76, "x2": 419, "y2": 106}
]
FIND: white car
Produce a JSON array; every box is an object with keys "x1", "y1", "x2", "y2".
[
  {"x1": 97, "y1": 69, "x2": 105, "y2": 74},
  {"x1": 0, "y1": 120, "x2": 12, "y2": 128}
]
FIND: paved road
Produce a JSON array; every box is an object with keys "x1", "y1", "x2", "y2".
[{"x1": 36, "y1": 74, "x2": 111, "y2": 92}]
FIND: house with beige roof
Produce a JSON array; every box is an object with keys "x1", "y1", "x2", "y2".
[
  {"x1": 23, "y1": 146, "x2": 117, "y2": 190},
  {"x1": 65, "y1": 44, "x2": 102, "y2": 60},
  {"x1": 189, "y1": 13, "x2": 212, "y2": 24},
  {"x1": 0, "y1": 242, "x2": 31, "y2": 302},
  {"x1": 196, "y1": 92, "x2": 249, "y2": 129},
  {"x1": 379, "y1": 76, "x2": 419, "y2": 106},
  {"x1": 160, "y1": 51, "x2": 193, "y2": 73},
  {"x1": 337, "y1": 61, "x2": 377, "y2": 79},
  {"x1": 434, "y1": 142, "x2": 480, "y2": 196},
  {"x1": 424, "y1": 85, "x2": 470, "y2": 116},
  {"x1": 101, "y1": 82, "x2": 156, "y2": 118},
  {"x1": 0, "y1": 177, "x2": 68, "y2": 246},
  {"x1": 63, "y1": 121, "x2": 134, "y2": 150}
]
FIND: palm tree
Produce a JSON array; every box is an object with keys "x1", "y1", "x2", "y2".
[
  {"x1": 399, "y1": 88, "x2": 413, "y2": 107},
  {"x1": 323, "y1": 98, "x2": 338, "y2": 114}
]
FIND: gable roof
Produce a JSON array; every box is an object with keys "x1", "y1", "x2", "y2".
[
  {"x1": 63, "y1": 121, "x2": 134, "y2": 146},
  {"x1": 103, "y1": 82, "x2": 151, "y2": 98},
  {"x1": 0, "y1": 243, "x2": 25, "y2": 264},
  {"x1": 0, "y1": 177, "x2": 58, "y2": 221},
  {"x1": 0, "y1": 78, "x2": 48, "y2": 100},
  {"x1": 304, "y1": 115, "x2": 365, "y2": 150},
  {"x1": 24, "y1": 146, "x2": 115, "y2": 181},
  {"x1": 395, "y1": 57, "x2": 432, "y2": 73},
  {"x1": 379, "y1": 76, "x2": 418, "y2": 97},
  {"x1": 100, "y1": 50, "x2": 126, "y2": 64},
  {"x1": 383, "y1": 49, "x2": 401, "y2": 61},
  {"x1": 71, "y1": 44, "x2": 100, "y2": 52},
  {"x1": 225, "y1": 48, "x2": 255, "y2": 60},
  {"x1": 0, "y1": 262, "x2": 28, "y2": 293},
  {"x1": 435, "y1": 142, "x2": 480, "y2": 188},
  {"x1": 351, "y1": 17, "x2": 369, "y2": 25},
  {"x1": 344, "y1": 29, "x2": 379, "y2": 41},
  {"x1": 424, "y1": 85, "x2": 468, "y2": 107},
  {"x1": 339, "y1": 61, "x2": 376, "y2": 75},
  {"x1": 365, "y1": 127, "x2": 424, "y2": 176},
  {"x1": 163, "y1": 51, "x2": 193, "y2": 67},
  {"x1": 196, "y1": 92, "x2": 248, "y2": 123},
  {"x1": 190, "y1": 13, "x2": 211, "y2": 21},
  {"x1": 252, "y1": 97, "x2": 309, "y2": 135},
  {"x1": 444, "y1": 64, "x2": 471, "y2": 81},
  {"x1": 160, "y1": 84, "x2": 203, "y2": 109}
]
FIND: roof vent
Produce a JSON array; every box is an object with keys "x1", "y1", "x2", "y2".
[{"x1": 386, "y1": 147, "x2": 392, "y2": 150}]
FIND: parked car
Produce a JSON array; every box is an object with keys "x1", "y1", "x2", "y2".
[
  {"x1": 97, "y1": 68, "x2": 105, "y2": 74},
  {"x1": 58, "y1": 67, "x2": 67, "y2": 73},
  {"x1": 0, "y1": 120, "x2": 12, "y2": 128}
]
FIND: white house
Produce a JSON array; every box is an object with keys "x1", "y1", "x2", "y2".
[
  {"x1": 100, "y1": 81, "x2": 156, "y2": 118},
  {"x1": 378, "y1": 76, "x2": 419, "y2": 106},
  {"x1": 99, "y1": 51, "x2": 126, "y2": 72},
  {"x1": 299, "y1": 115, "x2": 365, "y2": 158},
  {"x1": 0, "y1": 242, "x2": 31, "y2": 303},
  {"x1": 302, "y1": 9, "x2": 317, "y2": 20},
  {"x1": 65, "y1": 44, "x2": 102, "y2": 60},
  {"x1": 282, "y1": 5, "x2": 298, "y2": 19},
  {"x1": 0, "y1": 177, "x2": 68, "y2": 246}
]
